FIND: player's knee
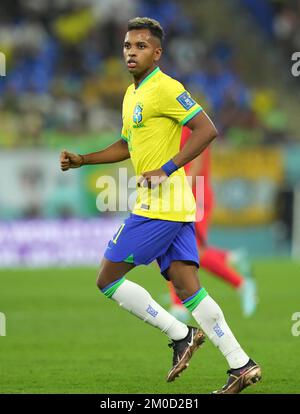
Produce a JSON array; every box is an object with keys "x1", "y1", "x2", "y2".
[
  {"x1": 173, "y1": 285, "x2": 185, "y2": 301},
  {"x1": 97, "y1": 260, "x2": 108, "y2": 289},
  {"x1": 96, "y1": 271, "x2": 109, "y2": 290},
  {"x1": 96, "y1": 267, "x2": 117, "y2": 291},
  {"x1": 96, "y1": 257, "x2": 132, "y2": 291},
  {"x1": 96, "y1": 275, "x2": 103, "y2": 290},
  {"x1": 96, "y1": 265, "x2": 105, "y2": 289}
]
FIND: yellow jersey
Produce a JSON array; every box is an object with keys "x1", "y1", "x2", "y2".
[{"x1": 121, "y1": 67, "x2": 203, "y2": 222}]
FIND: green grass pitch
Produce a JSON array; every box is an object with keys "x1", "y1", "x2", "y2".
[{"x1": 0, "y1": 259, "x2": 299, "y2": 394}]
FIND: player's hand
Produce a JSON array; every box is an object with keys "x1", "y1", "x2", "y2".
[
  {"x1": 138, "y1": 168, "x2": 168, "y2": 189},
  {"x1": 60, "y1": 150, "x2": 83, "y2": 171}
]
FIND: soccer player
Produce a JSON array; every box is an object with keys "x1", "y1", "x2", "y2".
[
  {"x1": 60, "y1": 17, "x2": 261, "y2": 393},
  {"x1": 168, "y1": 126, "x2": 257, "y2": 321}
]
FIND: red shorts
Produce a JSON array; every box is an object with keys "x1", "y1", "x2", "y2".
[
  {"x1": 193, "y1": 185, "x2": 214, "y2": 246},
  {"x1": 181, "y1": 126, "x2": 214, "y2": 247}
]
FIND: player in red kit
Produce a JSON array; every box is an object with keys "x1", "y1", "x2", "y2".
[{"x1": 168, "y1": 127, "x2": 257, "y2": 319}]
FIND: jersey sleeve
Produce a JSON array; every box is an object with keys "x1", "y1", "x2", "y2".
[{"x1": 158, "y1": 79, "x2": 203, "y2": 125}]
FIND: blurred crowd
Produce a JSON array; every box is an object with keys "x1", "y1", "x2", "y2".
[
  {"x1": 0, "y1": 0, "x2": 298, "y2": 148},
  {"x1": 272, "y1": 0, "x2": 300, "y2": 54}
]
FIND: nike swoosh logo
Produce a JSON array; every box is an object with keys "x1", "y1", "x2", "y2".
[{"x1": 187, "y1": 331, "x2": 194, "y2": 347}]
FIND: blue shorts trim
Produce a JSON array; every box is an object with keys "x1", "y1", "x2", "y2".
[{"x1": 104, "y1": 214, "x2": 199, "y2": 279}]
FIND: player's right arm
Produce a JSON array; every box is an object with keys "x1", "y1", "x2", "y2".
[{"x1": 60, "y1": 139, "x2": 130, "y2": 171}]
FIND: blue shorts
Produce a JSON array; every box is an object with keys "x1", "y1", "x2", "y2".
[{"x1": 104, "y1": 214, "x2": 199, "y2": 279}]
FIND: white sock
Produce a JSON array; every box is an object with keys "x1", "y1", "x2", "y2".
[
  {"x1": 107, "y1": 279, "x2": 188, "y2": 341},
  {"x1": 192, "y1": 294, "x2": 249, "y2": 369}
]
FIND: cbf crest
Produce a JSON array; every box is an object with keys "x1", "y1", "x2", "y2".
[{"x1": 133, "y1": 102, "x2": 144, "y2": 128}]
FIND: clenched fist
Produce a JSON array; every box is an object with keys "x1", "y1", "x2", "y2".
[
  {"x1": 137, "y1": 168, "x2": 168, "y2": 188},
  {"x1": 60, "y1": 150, "x2": 83, "y2": 171}
]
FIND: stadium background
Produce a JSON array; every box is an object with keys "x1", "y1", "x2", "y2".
[{"x1": 0, "y1": 0, "x2": 300, "y2": 394}]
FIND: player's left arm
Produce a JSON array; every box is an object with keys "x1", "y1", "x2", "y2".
[
  {"x1": 172, "y1": 111, "x2": 217, "y2": 168},
  {"x1": 140, "y1": 111, "x2": 217, "y2": 187}
]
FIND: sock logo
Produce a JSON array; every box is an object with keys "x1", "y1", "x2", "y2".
[
  {"x1": 146, "y1": 305, "x2": 158, "y2": 318},
  {"x1": 213, "y1": 323, "x2": 224, "y2": 338}
]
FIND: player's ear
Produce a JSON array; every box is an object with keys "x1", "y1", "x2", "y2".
[{"x1": 154, "y1": 47, "x2": 162, "y2": 62}]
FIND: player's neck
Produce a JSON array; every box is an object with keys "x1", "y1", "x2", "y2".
[{"x1": 133, "y1": 65, "x2": 158, "y2": 89}]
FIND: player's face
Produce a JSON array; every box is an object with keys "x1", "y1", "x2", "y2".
[{"x1": 123, "y1": 29, "x2": 162, "y2": 77}]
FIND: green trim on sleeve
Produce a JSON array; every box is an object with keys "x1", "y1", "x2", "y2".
[
  {"x1": 121, "y1": 134, "x2": 128, "y2": 142},
  {"x1": 180, "y1": 107, "x2": 203, "y2": 126}
]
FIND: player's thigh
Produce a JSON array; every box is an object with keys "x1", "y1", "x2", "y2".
[
  {"x1": 166, "y1": 260, "x2": 201, "y2": 300},
  {"x1": 97, "y1": 257, "x2": 135, "y2": 289}
]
